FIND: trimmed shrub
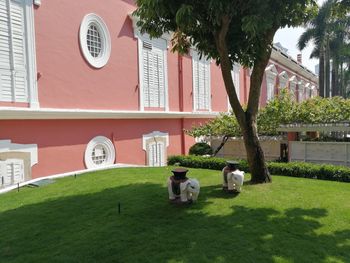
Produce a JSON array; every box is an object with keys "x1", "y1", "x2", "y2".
[
  {"x1": 188, "y1": 142, "x2": 213, "y2": 156},
  {"x1": 167, "y1": 155, "x2": 350, "y2": 183},
  {"x1": 168, "y1": 155, "x2": 249, "y2": 172}
]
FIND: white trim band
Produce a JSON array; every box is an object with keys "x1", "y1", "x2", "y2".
[{"x1": 0, "y1": 108, "x2": 219, "y2": 120}]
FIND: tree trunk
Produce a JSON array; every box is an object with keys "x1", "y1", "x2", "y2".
[
  {"x1": 242, "y1": 112, "x2": 271, "y2": 183},
  {"x1": 319, "y1": 48, "x2": 325, "y2": 97},
  {"x1": 325, "y1": 40, "x2": 331, "y2": 97},
  {"x1": 331, "y1": 59, "x2": 337, "y2": 96},
  {"x1": 213, "y1": 16, "x2": 275, "y2": 184},
  {"x1": 340, "y1": 62, "x2": 344, "y2": 97},
  {"x1": 212, "y1": 135, "x2": 229, "y2": 157}
]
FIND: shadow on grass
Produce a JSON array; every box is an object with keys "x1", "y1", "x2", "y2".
[{"x1": 0, "y1": 183, "x2": 349, "y2": 263}]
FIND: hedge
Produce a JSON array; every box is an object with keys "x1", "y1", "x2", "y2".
[{"x1": 167, "y1": 155, "x2": 350, "y2": 183}]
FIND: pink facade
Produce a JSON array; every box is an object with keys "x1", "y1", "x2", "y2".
[{"x1": 0, "y1": 0, "x2": 317, "y2": 187}]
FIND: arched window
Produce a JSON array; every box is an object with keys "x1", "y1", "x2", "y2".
[{"x1": 142, "y1": 131, "x2": 169, "y2": 167}]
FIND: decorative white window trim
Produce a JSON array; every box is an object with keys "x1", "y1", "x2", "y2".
[
  {"x1": 0, "y1": 139, "x2": 38, "y2": 166},
  {"x1": 265, "y1": 64, "x2": 277, "y2": 101},
  {"x1": 142, "y1": 131, "x2": 169, "y2": 167},
  {"x1": 79, "y1": 14, "x2": 111, "y2": 68},
  {"x1": 278, "y1": 71, "x2": 289, "y2": 89},
  {"x1": 298, "y1": 80, "x2": 305, "y2": 102},
  {"x1": 137, "y1": 34, "x2": 169, "y2": 111},
  {"x1": 34, "y1": 0, "x2": 41, "y2": 6},
  {"x1": 84, "y1": 136, "x2": 115, "y2": 169},
  {"x1": 289, "y1": 76, "x2": 298, "y2": 100},
  {"x1": 191, "y1": 50, "x2": 211, "y2": 111}
]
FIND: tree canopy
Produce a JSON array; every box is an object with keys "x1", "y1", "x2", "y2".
[
  {"x1": 134, "y1": 0, "x2": 317, "y2": 68},
  {"x1": 134, "y1": 0, "x2": 317, "y2": 183}
]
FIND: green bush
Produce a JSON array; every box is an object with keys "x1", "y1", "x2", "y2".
[
  {"x1": 188, "y1": 142, "x2": 213, "y2": 156},
  {"x1": 168, "y1": 155, "x2": 249, "y2": 172},
  {"x1": 167, "y1": 155, "x2": 350, "y2": 183}
]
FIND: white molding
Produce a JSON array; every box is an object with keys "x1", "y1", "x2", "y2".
[
  {"x1": 33, "y1": 0, "x2": 41, "y2": 6},
  {"x1": 79, "y1": 13, "x2": 111, "y2": 68},
  {"x1": 0, "y1": 140, "x2": 38, "y2": 166},
  {"x1": 84, "y1": 136, "x2": 115, "y2": 169},
  {"x1": 0, "y1": 107, "x2": 219, "y2": 120},
  {"x1": 278, "y1": 71, "x2": 289, "y2": 89},
  {"x1": 265, "y1": 64, "x2": 278, "y2": 75},
  {"x1": 0, "y1": 163, "x2": 144, "y2": 195},
  {"x1": 26, "y1": 0, "x2": 40, "y2": 108},
  {"x1": 142, "y1": 131, "x2": 169, "y2": 150}
]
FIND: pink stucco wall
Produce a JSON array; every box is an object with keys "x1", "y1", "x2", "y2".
[
  {"x1": 35, "y1": 0, "x2": 139, "y2": 110},
  {"x1": 0, "y1": 119, "x2": 210, "y2": 178},
  {"x1": 34, "y1": 0, "x2": 228, "y2": 113}
]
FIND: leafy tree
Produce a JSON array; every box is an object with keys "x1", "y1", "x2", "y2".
[
  {"x1": 186, "y1": 113, "x2": 241, "y2": 157},
  {"x1": 186, "y1": 94, "x2": 350, "y2": 153},
  {"x1": 298, "y1": 0, "x2": 350, "y2": 98},
  {"x1": 134, "y1": 0, "x2": 317, "y2": 183},
  {"x1": 258, "y1": 89, "x2": 297, "y2": 135}
]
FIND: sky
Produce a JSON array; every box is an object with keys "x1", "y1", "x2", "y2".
[{"x1": 273, "y1": 0, "x2": 326, "y2": 74}]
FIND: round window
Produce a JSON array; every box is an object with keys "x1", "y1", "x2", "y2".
[
  {"x1": 85, "y1": 136, "x2": 115, "y2": 169},
  {"x1": 79, "y1": 14, "x2": 111, "y2": 68}
]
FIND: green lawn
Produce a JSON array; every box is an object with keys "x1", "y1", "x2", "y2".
[{"x1": 0, "y1": 167, "x2": 349, "y2": 263}]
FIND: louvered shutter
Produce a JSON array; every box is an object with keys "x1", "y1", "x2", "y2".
[
  {"x1": 1, "y1": 159, "x2": 24, "y2": 186},
  {"x1": 0, "y1": 0, "x2": 28, "y2": 102},
  {"x1": 142, "y1": 39, "x2": 165, "y2": 108},
  {"x1": 198, "y1": 62, "x2": 205, "y2": 109},
  {"x1": 192, "y1": 58, "x2": 199, "y2": 109},
  {"x1": 158, "y1": 142, "x2": 165, "y2": 166},
  {"x1": 11, "y1": 158, "x2": 24, "y2": 184},
  {"x1": 147, "y1": 141, "x2": 165, "y2": 167},
  {"x1": 142, "y1": 42, "x2": 151, "y2": 107},
  {"x1": 193, "y1": 53, "x2": 210, "y2": 110},
  {"x1": 148, "y1": 142, "x2": 155, "y2": 166}
]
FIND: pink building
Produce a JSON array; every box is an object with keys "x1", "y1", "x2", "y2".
[{"x1": 0, "y1": 0, "x2": 317, "y2": 189}]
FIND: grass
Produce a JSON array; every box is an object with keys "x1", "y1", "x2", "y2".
[{"x1": 0, "y1": 167, "x2": 349, "y2": 263}]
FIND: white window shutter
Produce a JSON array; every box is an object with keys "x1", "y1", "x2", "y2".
[
  {"x1": 12, "y1": 159, "x2": 24, "y2": 184},
  {"x1": 0, "y1": 0, "x2": 28, "y2": 102},
  {"x1": 148, "y1": 142, "x2": 155, "y2": 166},
  {"x1": 193, "y1": 53, "x2": 210, "y2": 110},
  {"x1": 3, "y1": 160, "x2": 13, "y2": 186},
  {"x1": 143, "y1": 46, "x2": 151, "y2": 107},
  {"x1": 142, "y1": 38, "x2": 166, "y2": 108},
  {"x1": 1, "y1": 159, "x2": 24, "y2": 186},
  {"x1": 147, "y1": 141, "x2": 166, "y2": 167}
]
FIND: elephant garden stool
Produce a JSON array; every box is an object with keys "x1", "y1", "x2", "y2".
[
  {"x1": 222, "y1": 160, "x2": 245, "y2": 193},
  {"x1": 167, "y1": 168, "x2": 200, "y2": 204}
]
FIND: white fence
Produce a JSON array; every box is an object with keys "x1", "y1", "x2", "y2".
[
  {"x1": 290, "y1": 141, "x2": 350, "y2": 167},
  {"x1": 210, "y1": 138, "x2": 283, "y2": 161}
]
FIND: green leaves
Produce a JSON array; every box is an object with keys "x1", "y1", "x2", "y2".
[
  {"x1": 134, "y1": 0, "x2": 317, "y2": 68},
  {"x1": 187, "y1": 92, "x2": 350, "y2": 138}
]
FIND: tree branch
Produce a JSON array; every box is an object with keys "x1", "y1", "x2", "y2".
[
  {"x1": 214, "y1": 15, "x2": 245, "y2": 125},
  {"x1": 247, "y1": 28, "x2": 278, "y2": 117}
]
